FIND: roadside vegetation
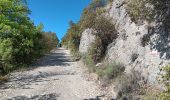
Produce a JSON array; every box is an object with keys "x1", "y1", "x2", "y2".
[
  {"x1": 0, "y1": 0, "x2": 59, "y2": 76},
  {"x1": 126, "y1": 0, "x2": 170, "y2": 22},
  {"x1": 61, "y1": 0, "x2": 121, "y2": 83},
  {"x1": 61, "y1": 0, "x2": 169, "y2": 99},
  {"x1": 157, "y1": 66, "x2": 170, "y2": 100},
  {"x1": 61, "y1": 0, "x2": 117, "y2": 59}
]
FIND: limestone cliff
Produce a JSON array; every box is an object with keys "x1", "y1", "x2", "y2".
[{"x1": 79, "y1": 0, "x2": 170, "y2": 86}]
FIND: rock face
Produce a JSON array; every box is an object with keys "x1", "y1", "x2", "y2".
[
  {"x1": 79, "y1": 29, "x2": 96, "y2": 54},
  {"x1": 79, "y1": 0, "x2": 170, "y2": 86},
  {"x1": 105, "y1": 0, "x2": 170, "y2": 85}
]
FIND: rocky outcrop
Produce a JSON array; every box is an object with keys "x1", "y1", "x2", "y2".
[
  {"x1": 79, "y1": 29, "x2": 96, "y2": 54},
  {"x1": 105, "y1": 0, "x2": 170, "y2": 85},
  {"x1": 79, "y1": 0, "x2": 170, "y2": 87}
]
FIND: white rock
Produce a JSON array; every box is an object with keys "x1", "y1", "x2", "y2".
[{"x1": 79, "y1": 28, "x2": 96, "y2": 54}]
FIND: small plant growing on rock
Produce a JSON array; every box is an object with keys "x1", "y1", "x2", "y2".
[
  {"x1": 157, "y1": 66, "x2": 170, "y2": 100},
  {"x1": 88, "y1": 37, "x2": 103, "y2": 64},
  {"x1": 114, "y1": 70, "x2": 148, "y2": 100},
  {"x1": 82, "y1": 54, "x2": 96, "y2": 73},
  {"x1": 104, "y1": 61, "x2": 125, "y2": 79}
]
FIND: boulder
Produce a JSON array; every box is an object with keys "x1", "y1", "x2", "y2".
[{"x1": 79, "y1": 28, "x2": 96, "y2": 54}]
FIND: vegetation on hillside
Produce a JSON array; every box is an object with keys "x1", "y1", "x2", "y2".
[
  {"x1": 127, "y1": 0, "x2": 170, "y2": 23},
  {"x1": 0, "y1": 0, "x2": 59, "y2": 74},
  {"x1": 61, "y1": 0, "x2": 117, "y2": 59},
  {"x1": 62, "y1": 0, "x2": 170, "y2": 99},
  {"x1": 157, "y1": 66, "x2": 170, "y2": 100}
]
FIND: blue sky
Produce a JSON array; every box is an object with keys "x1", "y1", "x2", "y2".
[{"x1": 27, "y1": 0, "x2": 91, "y2": 41}]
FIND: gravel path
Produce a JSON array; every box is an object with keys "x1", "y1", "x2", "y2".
[{"x1": 0, "y1": 48, "x2": 106, "y2": 100}]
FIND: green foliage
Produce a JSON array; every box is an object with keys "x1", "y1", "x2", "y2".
[
  {"x1": 61, "y1": 0, "x2": 117, "y2": 59},
  {"x1": 0, "y1": 39, "x2": 13, "y2": 73},
  {"x1": 82, "y1": 54, "x2": 96, "y2": 73},
  {"x1": 40, "y1": 32, "x2": 59, "y2": 53},
  {"x1": 88, "y1": 37, "x2": 103, "y2": 63},
  {"x1": 92, "y1": 16, "x2": 117, "y2": 50},
  {"x1": 157, "y1": 66, "x2": 170, "y2": 100},
  {"x1": 61, "y1": 21, "x2": 82, "y2": 58},
  {"x1": 88, "y1": 0, "x2": 107, "y2": 12},
  {"x1": 104, "y1": 61, "x2": 125, "y2": 79},
  {"x1": 127, "y1": 0, "x2": 170, "y2": 23},
  {"x1": 0, "y1": 0, "x2": 59, "y2": 74},
  {"x1": 126, "y1": 0, "x2": 154, "y2": 22},
  {"x1": 83, "y1": 16, "x2": 117, "y2": 61}
]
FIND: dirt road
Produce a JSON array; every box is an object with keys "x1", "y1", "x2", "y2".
[{"x1": 0, "y1": 48, "x2": 106, "y2": 100}]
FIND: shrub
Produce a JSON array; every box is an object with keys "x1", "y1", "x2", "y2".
[
  {"x1": 126, "y1": 0, "x2": 154, "y2": 22},
  {"x1": 96, "y1": 69, "x2": 105, "y2": 78},
  {"x1": 88, "y1": 0, "x2": 107, "y2": 12},
  {"x1": 115, "y1": 70, "x2": 147, "y2": 100},
  {"x1": 82, "y1": 54, "x2": 96, "y2": 73},
  {"x1": 0, "y1": 39, "x2": 13, "y2": 73},
  {"x1": 88, "y1": 37, "x2": 103, "y2": 63},
  {"x1": 93, "y1": 16, "x2": 118, "y2": 50},
  {"x1": 81, "y1": 12, "x2": 97, "y2": 29},
  {"x1": 82, "y1": 16, "x2": 118, "y2": 59},
  {"x1": 62, "y1": 0, "x2": 118, "y2": 62},
  {"x1": 104, "y1": 61, "x2": 125, "y2": 79},
  {"x1": 0, "y1": 0, "x2": 59, "y2": 74},
  {"x1": 157, "y1": 66, "x2": 170, "y2": 100},
  {"x1": 61, "y1": 22, "x2": 82, "y2": 57},
  {"x1": 40, "y1": 32, "x2": 59, "y2": 53},
  {"x1": 71, "y1": 49, "x2": 81, "y2": 61},
  {"x1": 126, "y1": 0, "x2": 170, "y2": 23}
]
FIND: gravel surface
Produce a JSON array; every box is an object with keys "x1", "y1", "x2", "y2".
[{"x1": 0, "y1": 48, "x2": 106, "y2": 100}]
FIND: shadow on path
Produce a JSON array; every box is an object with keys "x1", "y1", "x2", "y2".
[
  {"x1": 34, "y1": 51, "x2": 75, "y2": 67},
  {"x1": 8, "y1": 93, "x2": 59, "y2": 100},
  {"x1": 0, "y1": 70, "x2": 75, "y2": 90},
  {"x1": 0, "y1": 48, "x2": 76, "y2": 90}
]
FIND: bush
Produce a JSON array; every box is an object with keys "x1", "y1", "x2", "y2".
[
  {"x1": 104, "y1": 61, "x2": 125, "y2": 79},
  {"x1": 115, "y1": 70, "x2": 147, "y2": 100},
  {"x1": 88, "y1": 37, "x2": 103, "y2": 63},
  {"x1": 0, "y1": 39, "x2": 13, "y2": 73},
  {"x1": 126, "y1": 0, "x2": 154, "y2": 22},
  {"x1": 83, "y1": 16, "x2": 118, "y2": 59},
  {"x1": 0, "y1": 0, "x2": 59, "y2": 74},
  {"x1": 71, "y1": 49, "x2": 81, "y2": 61},
  {"x1": 82, "y1": 54, "x2": 96, "y2": 73},
  {"x1": 62, "y1": 0, "x2": 118, "y2": 62},
  {"x1": 126, "y1": 0, "x2": 170, "y2": 23},
  {"x1": 157, "y1": 66, "x2": 170, "y2": 100},
  {"x1": 61, "y1": 22, "x2": 82, "y2": 58},
  {"x1": 93, "y1": 16, "x2": 118, "y2": 50},
  {"x1": 39, "y1": 32, "x2": 59, "y2": 53},
  {"x1": 96, "y1": 69, "x2": 105, "y2": 78}
]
